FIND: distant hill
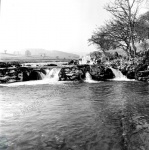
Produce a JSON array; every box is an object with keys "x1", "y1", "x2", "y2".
[
  {"x1": 0, "y1": 53, "x2": 21, "y2": 58},
  {"x1": 22, "y1": 49, "x2": 79, "y2": 59}
]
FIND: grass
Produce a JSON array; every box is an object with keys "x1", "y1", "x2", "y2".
[{"x1": 0, "y1": 53, "x2": 71, "y2": 63}]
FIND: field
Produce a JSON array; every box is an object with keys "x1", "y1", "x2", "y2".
[{"x1": 0, "y1": 53, "x2": 71, "y2": 63}]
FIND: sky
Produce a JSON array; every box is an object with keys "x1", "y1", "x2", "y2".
[{"x1": 0, "y1": 0, "x2": 148, "y2": 56}]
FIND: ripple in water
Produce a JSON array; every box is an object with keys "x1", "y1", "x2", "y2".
[{"x1": 1, "y1": 78, "x2": 149, "y2": 149}]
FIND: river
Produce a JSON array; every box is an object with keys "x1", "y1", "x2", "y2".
[{"x1": 0, "y1": 71, "x2": 149, "y2": 150}]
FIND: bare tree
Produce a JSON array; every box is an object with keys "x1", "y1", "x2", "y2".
[
  {"x1": 105, "y1": 0, "x2": 144, "y2": 57},
  {"x1": 89, "y1": 26, "x2": 116, "y2": 53},
  {"x1": 89, "y1": 20, "x2": 131, "y2": 56}
]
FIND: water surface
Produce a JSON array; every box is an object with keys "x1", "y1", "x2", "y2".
[{"x1": 1, "y1": 81, "x2": 149, "y2": 150}]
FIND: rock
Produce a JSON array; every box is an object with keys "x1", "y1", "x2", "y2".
[
  {"x1": 23, "y1": 71, "x2": 30, "y2": 81},
  {"x1": 138, "y1": 76, "x2": 149, "y2": 82},
  {"x1": 59, "y1": 68, "x2": 67, "y2": 81},
  {"x1": 40, "y1": 68, "x2": 47, "y2": 75},
  {"x1": 58, "y1": 66, "x2": 85, "y2": 81},
  {"x1": 121, "y1": 67, "x2": 128, "y2": 76},
  {"x1": 46, "y1": 64, "x2": 57, "y2": 66},
  {"x1": 68, "y1": 60, "x2": 78, "y2": 65},
  {"x1": 135, "y1": 64, "x2": 148, "y2": 73},
  {"x1": 68, "y1": 60, "x2": 74, "y2": 65},
  {"x1": 29, "y1": 71, "x2": 43, "y2": 80},
  {"x1": 0, "y1": 75, "x2": 17, "y2": 83},
  {"x1": 137, "y1": 70, "x2": 149, "y2": 77},
  {"x1": 90, "y1": 65, "x2": 106, "y2": 81},
  {"x1": 127, "y1": 71, "x2": 135, "y2": 79},
  {"x1": 0, "y1": 76, "x2": 10, "y2": 83},
  {"x1": 104, "y1": 67, "x2": 115, "y2": 79}
]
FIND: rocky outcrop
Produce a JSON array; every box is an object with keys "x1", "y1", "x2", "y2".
[
  {"x1": 58, "y1": 65, "x2": 87, "y2": 81},
  {"x1": 90, "y1": 65, "x2": 114, "y2": 81},
  {"x1": 1, "y1": 56, "x2": 149, "y2": 83}
]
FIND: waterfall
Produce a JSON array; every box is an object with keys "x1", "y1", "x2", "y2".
[
  {"x1": 44, "y1": 68, "x2": 61, "y2": 81},
  {"x1": 40, "y1": 72, "x2": 46, "y2": 79},
  {"x1": 2, "y1": 68, "x2": 61, "y2": 87},
  {"x1": 85, "y1": 72, "x2": 99, "y2": 83},
  {"x1": 45, "y1": 69, "x2": 50, "y2": 75},
  {"x1": 110, "y1": 67, "x2": 129, "y2": 81}
]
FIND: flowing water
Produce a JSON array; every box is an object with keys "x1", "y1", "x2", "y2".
[
  {"x1": 109, "y1": 68, "x2": 134, "y2": 81},
  {"x1": 85, "y1": 72, "x2": 99, "y2": 83},
  {"x1": 1, "y1": 69, "x2": 149, "y2": 150}
]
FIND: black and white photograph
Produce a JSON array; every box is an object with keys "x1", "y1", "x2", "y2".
[{"x1": 1, "y1": 0, "x2": 149, "y2": 149}]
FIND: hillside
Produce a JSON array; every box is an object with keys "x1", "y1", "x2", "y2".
[
  {"x1": 22, "y1": 49, "x2": 79, "y2": 59},
  {"x1": 0, "y1": 49, "x2": 80, "y2": 62}
]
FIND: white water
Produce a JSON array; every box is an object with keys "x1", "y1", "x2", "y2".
[
  {"x1": 110, "y1": 67, "x2": 134, "y2": 81},
  {"x1": 43, "y1": 68, "x2": 61, "y2": 81},
  {"x1": 84, "y1": 72, "x2": 100, "y2": 83},
  {"x1": 79, "y1": 55, "x2": 95, "y2": 65},
  {"x1": 0, "y1": 68, "x2": 62, "y2": 87},
  {"x1": 40, "y1": 72, "x2": 46, "y2": 79},
  {"x1": 0, "y1": 67, "x2": 136, "y2": 87},
  {"x1": 45, "y1": 69, "x2": 50, "y2": 75}
]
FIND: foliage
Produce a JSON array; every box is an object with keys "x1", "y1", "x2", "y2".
[
  {"x1": 89, "y1": 0, "x2": 146, "y2": 58},
  {"x1": 89, "y1": 26, "x2": 117, "y2": 53},
  {"x1": 140, "y1": 40, "x2": 149, "y2": 51},
  {"x1": 90, "y1": 51, "x2": 102, "y2": 60},
  {"x1": 135, "y1": 11, "x2": 149, "y2": 41}
]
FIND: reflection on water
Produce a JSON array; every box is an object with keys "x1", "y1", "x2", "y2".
[{"x1": 0, "y1": 81, "x2": 149, "y2": 150}]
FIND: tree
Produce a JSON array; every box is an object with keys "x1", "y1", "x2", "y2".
[
  {"x1": 25, "y1": 50, "x2": 31, "y2": 57},
  {"x1": 89, "y1": 20, "x2": 131, "y2": 56},
  {"x1": 135, "y1": 11, "x2": 149, "y2": 41},
  {"x1": 105, "y1": 0, "x2": 145, "y2": 57},
  {"x1": 90, "y1": 51, "x2": 102, "y2": 61},
  {"x1": 89, "y1": 0, "x2": 146, "y2": 58},
  {"x1": 89, "y1": 25, "x2": 117, "y2": 53}
]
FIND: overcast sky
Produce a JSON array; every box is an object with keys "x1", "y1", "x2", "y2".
[{"x1": 0, "y1": 0, "x2": 148, "y2": 56}]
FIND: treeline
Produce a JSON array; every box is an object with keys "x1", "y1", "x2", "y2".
[{"x1": 89, "y1": 0, "x2": 149, "y2": 58}]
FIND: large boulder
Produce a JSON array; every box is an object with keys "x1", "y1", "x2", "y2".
[
  {"x1": 90, "y1": 65, "x2": 105, "y2": 81},
  {"x1": 104, "y1": 67, "x2": 115, "y2": 79},
  {"x1": 23, "y1": 71, "x2": 30, "y2": 81},
  {"x1": 59, "y1": 66, "x2": 85, "y2": 81},
  {"x1": 126, "y1": 70, "x2": 135, "y2": 79},
  {"x1": 40, "y1": 68, "x2": 47, "y2": 75}
]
